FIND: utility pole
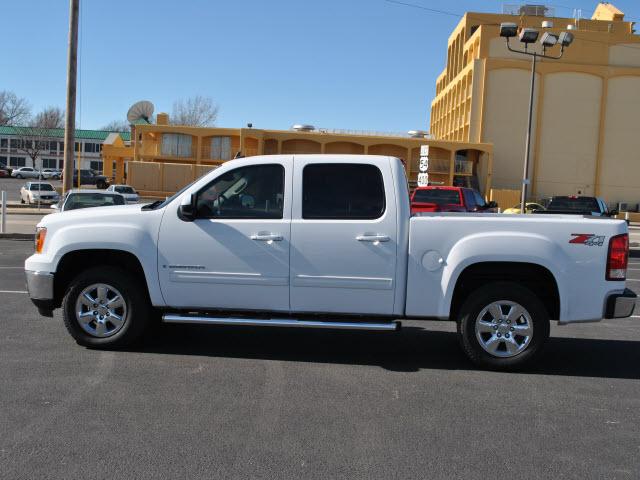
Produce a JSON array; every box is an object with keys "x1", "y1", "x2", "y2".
[{"x1": 62, "y1": 0, "x2": 79, "y2": 194}]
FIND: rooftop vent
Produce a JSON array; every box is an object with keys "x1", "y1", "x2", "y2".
[
  {"x1": 291, "y1": 124, "x2": 316, "y2": 132},
  {"x1": 502, "y1": 4, "x2": 554, "y2": 17},
  {"x1": 408, "y1": 130, "x2": 429, "y2": 138}
]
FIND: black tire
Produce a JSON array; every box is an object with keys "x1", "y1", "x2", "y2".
[
  {"x1": 457, "y1": 281, "x2": 550, "y2": 371},
  {"x1": 62, "y1": 266, "x2": 151, "y2": 348},
  {"x1": 16, "y1": 174, "x2": 22, "y2": 179},
  {"x1": 96, "y1": 180, "x2": 107, "y2": 189},
  {"x1": 20, "y1": 197, "x2": 25, "y2": 204}
]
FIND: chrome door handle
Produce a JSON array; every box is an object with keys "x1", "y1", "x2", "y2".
[
  {"x1": 356, "y1": 234, "x2": 390, "y2": 243},
  {"x1": 250, "y1": 233, "x2": 283, "y2": 242}
]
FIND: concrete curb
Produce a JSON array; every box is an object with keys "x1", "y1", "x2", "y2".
[
  {"x1": 0, "y1": 233, "x2": 34, "y2": 240},
  {"x1": 6, "y1": 210, "x2": 51, "y2": 216}
]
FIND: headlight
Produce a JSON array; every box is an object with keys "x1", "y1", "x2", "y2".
[{"x1": 35, "y1": 227, "x2": 47, "y2": 253}]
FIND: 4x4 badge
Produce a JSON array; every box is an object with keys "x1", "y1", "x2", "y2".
[{"x1": 569, "y1": 234, "x2": 605, "y2": 246}]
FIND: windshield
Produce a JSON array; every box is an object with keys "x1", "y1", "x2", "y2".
[
  {"x1": 65, "y1": 193, "x2": 125, "y2": 211},
  {"x1": 412, "y1": 189, "x2": 461, "y2": 205},
  {"x1": 115, "y1": 186, "x2": 135, "y2": 194},
  {"x1": 547, "y1": 197, "x2": 599, "y2": 212},
  {"x1": 30, "y1": 184, "x2": 54, "y2": 191}
]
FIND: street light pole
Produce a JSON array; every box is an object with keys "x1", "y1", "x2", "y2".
[
  {"x1": 501, "y1": 24, "x2": 573, "y2": 214},
  {"x1": 521, "y1": 51, "x2": 537, "y2": 214}
]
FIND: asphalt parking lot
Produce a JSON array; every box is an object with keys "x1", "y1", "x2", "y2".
[{"x1": 1, "y1": 239, "x2": 639, "y2": 479}]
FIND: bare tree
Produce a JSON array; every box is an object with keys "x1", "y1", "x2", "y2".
[
  {"x1": 14, "y1": 127, "x2": 50, "y2": 172},
  {"x1": 171, "y1": 95, "x2": 219, "y2": 127},
  {"x1": 101, "y1": 120, "x2": 131, "y2": 132},
  {"x1": 0, "y1": 91, "x2": 31, "y2": 126},
  {"x1": 32, "y1": 106, "x2": 65, "y2": 129}
]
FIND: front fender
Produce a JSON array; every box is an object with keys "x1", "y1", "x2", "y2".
[{"x1": 25, "y1": 219, "x2": 164, "y2": 306}]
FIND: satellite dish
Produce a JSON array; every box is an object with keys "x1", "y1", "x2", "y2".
[{"x1": 127, "y1": 100, "x2": 155, "y2": 124}]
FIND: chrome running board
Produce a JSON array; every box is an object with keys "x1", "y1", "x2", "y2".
[{"x1": 162, "y1": 314, "x2": 400, "y2": 331}]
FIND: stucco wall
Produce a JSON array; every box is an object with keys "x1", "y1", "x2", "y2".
[
  {"x1": 535, "y1": 72, "x2": 602, "y2": 198},
  {"x1": 599, "y1": 76, "x2": 640, "y2": 204},
  {"x1": 609, "y1": 44, "x2": 640, "y2": 68},
  {"x1": 482, "y1": 68, "x2": 540, "y2": 189}
]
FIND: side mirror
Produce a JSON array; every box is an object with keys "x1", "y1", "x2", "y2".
[
  {"x1": 610, "y1": 209, "x2": 619, "y2": 217},
  {"x1": 178, "y1": 193, "x2": 197, "y2": 222},
  {"x1": 486, "y1": 201, "x2": 498, "y2": 209},
  {"x1": 50, "y1": 203, "x2": 59, "y2": 211}
]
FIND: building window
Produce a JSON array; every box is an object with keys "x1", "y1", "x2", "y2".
[
  {"x1": 302, "y1": 164, "x2": 386, "y2": 220},
  {"x1": 48, "y1": 141, "x2": 58, "y2": 153},
  {"x1": 0, "y1": 139, "x2": 7, "y2": 152},
  {"x1": 84, "y1": 142, "x2": 99, "y2": 153},
  {"x1": 210, "y1": 136, "x2": 232, "y2": 160},
  {"x1": 10, "y1": 139, "x2": 21, "y2": 151},
  {"x1": 161, "y1": 133, "x2": 192, "y2": 157},
  {"x1": 42, "y1": 158, "x2": 58, "y2": 169},
  {"x1": 9, "y1": 157, "x2": 26, "y2": 167},
  {"x1": 0, "y1": 155, "x2": 7, "y2": 164},
  {"x1": 75, "y1": 142, "x2": 80, "y2": 152},
  {"x1": 59, "y1": 141, "x2": 64, "y2": 152},
  {"x1": 90, "y1": 160, "x2": 103, "y2": 173}
]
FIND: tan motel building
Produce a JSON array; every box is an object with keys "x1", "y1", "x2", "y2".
[
  {"x1": 430, "y1": 2, "x2": 640, "y2": 207},
  {"x1": 104, "y1": 114, "x2": 493, "y2": 199}
]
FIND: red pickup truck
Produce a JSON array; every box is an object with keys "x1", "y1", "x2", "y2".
[{"x1": 410, "y1": 186, "x2": 497, "y2": 215}]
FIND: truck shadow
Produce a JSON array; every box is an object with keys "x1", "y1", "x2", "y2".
[{"x1": 131, "y1": 323, "x2": 640, "y2": 379}]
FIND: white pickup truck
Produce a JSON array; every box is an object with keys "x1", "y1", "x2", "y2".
[{"x1": 25, "y1": 155, "x2": 636, "y2": 370}]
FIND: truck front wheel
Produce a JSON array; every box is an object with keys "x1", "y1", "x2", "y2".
[
  {"x1": 62, "y1": 266, "x2": 151, "y2": 348},
  {"x1": 457, "y1": 282, "x2": 550, "y2": 371}
]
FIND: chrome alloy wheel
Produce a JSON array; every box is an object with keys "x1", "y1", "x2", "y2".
[
  {"x1": 475, "y1": 300, "x2": 534, "y2": 358},
  {"x1": 75, "y1": 283, "x2": 127, "y2": 338}
]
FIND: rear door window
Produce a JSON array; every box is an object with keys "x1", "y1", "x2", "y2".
[{"x1": 302, "y1": 164, "x2": 385, "y2": 220}]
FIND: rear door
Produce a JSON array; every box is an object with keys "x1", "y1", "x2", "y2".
[{"x1": 289, "y1": 157, "x2": 398, "y2": 315}]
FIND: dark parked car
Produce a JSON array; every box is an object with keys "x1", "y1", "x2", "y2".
[
  {"x1": 534, "y1": 196, "x2": 617, "y2": 217},
  {"x1": 0, "y1": 163, "x2": 11, "y2": 177},
  {"x1": 410, "y1": 186, "x2": 497, "y2": 215},
  {"x1": 60, "y1": 169, "x2": 109, "y2": 189}
]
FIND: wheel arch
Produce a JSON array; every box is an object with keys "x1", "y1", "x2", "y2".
[
  {"x1": 53, "y1": 249, "x2": 149, "y2": 308},
  {"x1": 449, "y1": 261, "x2": 561, "y2": 322}
]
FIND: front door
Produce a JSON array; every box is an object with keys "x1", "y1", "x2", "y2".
[
  {"x1": 157, "y1": 161, "x2": 292, "y2": 312},
  {"x1": 289, "y1": 159, "x2": 398, "y2": 315}
]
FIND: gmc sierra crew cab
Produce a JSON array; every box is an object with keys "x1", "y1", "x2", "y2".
[{"x1": 24, "y1": 155, "x2": 636, "y2": 370}]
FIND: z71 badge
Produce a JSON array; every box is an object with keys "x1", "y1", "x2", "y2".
[{"x1": 569, "y1": 233, "x2": 605, "y2": 246}]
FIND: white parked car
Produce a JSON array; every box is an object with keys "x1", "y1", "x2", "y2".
[
  {"x1": 41, "y1": 168, "x2": 61, "y2": 180},
  {"x1": 11, "y1": 167, "x2": 42, "y2": 179},
  {"x1": 51, "y1": 189, "x2": 126, "y2": 212},
  {"x1": 106, "y1": 184, "x2": 139, "y2": 203},
  {"x1": 19, "y1": 182, "x2": 60, "y2": 205},
  {"x1": 25, "y1": 155, "x2": 636, "y2": 371}
]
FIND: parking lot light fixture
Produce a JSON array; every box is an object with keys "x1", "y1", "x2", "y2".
[{"x1": 502, "y1": 23, "x2": 573, "y2": 214}]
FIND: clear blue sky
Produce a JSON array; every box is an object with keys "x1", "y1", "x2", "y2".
[{"x1": 3, "y1": 0, "x2": 639, "y2": 132}]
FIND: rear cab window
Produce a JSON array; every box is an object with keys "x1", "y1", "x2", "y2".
[{"x1": 412, "y1": 188, "x2": 461, "y2": 205}]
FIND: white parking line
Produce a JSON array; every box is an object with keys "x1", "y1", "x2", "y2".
[
  {"x1": 0, "y1": 266, "x2": 22, "y2": 269},
  {"x1": 626, "y1": 279, "x2": 640, "y2": 282},
  {"x1": 0, "y1": 290, "x2": 28, "y2": 294}
]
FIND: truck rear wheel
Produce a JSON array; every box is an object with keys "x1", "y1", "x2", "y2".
[
  {"x1": 457, "y1": 281, "x2": 550, "y2": 371},
  {"x1": 62, "y1": 266, "x2": 150, "y2": 348}
]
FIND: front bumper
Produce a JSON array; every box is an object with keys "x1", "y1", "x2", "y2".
[
  {"x1": 25, "y1": 270, "x2": 55, "y2": 317},
  {"x1": 604, "y1": 288, "x2": 637, "y2": 319}
]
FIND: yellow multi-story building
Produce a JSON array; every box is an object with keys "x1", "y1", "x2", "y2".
[
  {"x1": 430, "y1": 2, "x2": 640, "y2": 206},
  {"x1": 104, "y1": 113, "x2": 493, "y2": 198}
]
